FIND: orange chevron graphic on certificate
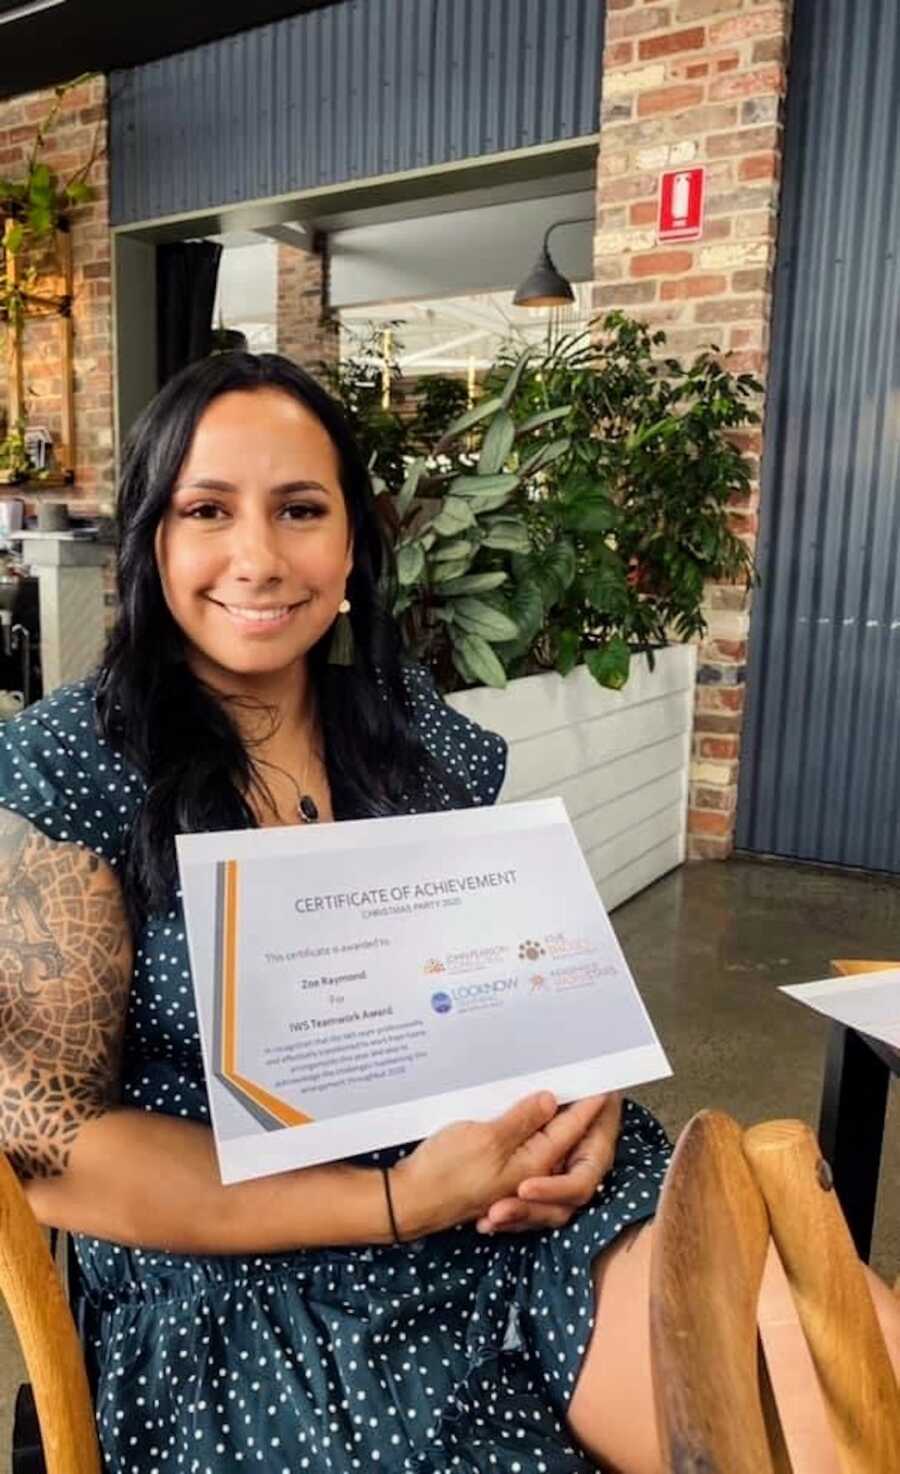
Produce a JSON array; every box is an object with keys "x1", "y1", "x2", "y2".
[{"x1": 216, "y1": 859, "x2": 314, "y2": 1129}]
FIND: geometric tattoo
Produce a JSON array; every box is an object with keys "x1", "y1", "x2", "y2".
[{"x1": 0, "y1": 807, "x2": 132, "y2": 1180}]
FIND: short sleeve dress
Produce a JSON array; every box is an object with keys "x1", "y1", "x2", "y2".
[{"x1": 0, "y1": 667, "x2": 671, "y2": 1474}]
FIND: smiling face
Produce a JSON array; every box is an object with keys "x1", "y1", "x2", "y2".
[{"x1": 155, "y1": 387, "x2": 353, "y2": 692}]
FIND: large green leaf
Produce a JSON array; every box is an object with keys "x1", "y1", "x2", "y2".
[
  {"x1": 626, "y1": 417, "x2": 675, "y2": 452},
  {"x1": 586, "y1": 637, "x2": 631, "y2": 691},
  {"x1": 433, "y1": 557, "x2": 472, "y2": 585},
  {"x1": 561, "y1": 489, "x2": 620, "y2": 534},
  {"x1": 466, "y1": 488, "x2": 518, "y2": 515},
  {"x1": 519, "y1": 437, "x2": 571, "y2": 477},
  {"x1": 521, "y1": 540, "x2": 577, "y2": 605},
  {"x1": 26, "y1": 202, "x2": 52, "y2": 238},
  {"x1": 448, "y1": 472, "x2": 519, "y2": 499},
  {"x1": 478, "y1": 410, "x2": 516, "y2": 476},
  {"x1": 439, "y1": 571, "x2": 508, "y2": 596},
  {"x1": 453, "y1": 598, "x2": 520, "y2": 642},
  {"x1": 455, "y1": 632, "x2": 508, "y2": 688},
  {"x1": 582, "y1": 548, "x2": 629, "y2": 615},
  {"x1": 431, "y1": 538, "x2": 475, "y2": 563},
  {"x1": 28, "y1": 163, "x2": 52, "y2": 202},
  {"x1": 481, "y1": 517, "x2": 531, "y2": 553},
  {"x1": 396, "y1": 456, "x2": 428, "y2": 518},
  {"x1": 440, "y1": 394, "x2": 504, "y2": 442},
  {"x1": 451, "y1": 646, "x2": 477, "y2": 685},
  {"x1": 499, "y1": 348, "x2": 532, "y2": 409},
  {"x1": 505, "y1": 581, "x2": 544, "y2": 644},
  {"x1": 555, "y1": 628, "x2": 582, "y2": 677},
  {"x1": 516, "y1": 405, "x2": 571, "y2": 435},
  {"x1": 395, "y1": 541, "x2": 425, "y2": 587},
  {"x1": 431, "y1": 497, "x2": 475, "y2": 535}
]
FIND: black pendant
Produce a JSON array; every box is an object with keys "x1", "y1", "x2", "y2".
[{"x1": 298, "y1": 794, "x2": 319, "y2": 824}]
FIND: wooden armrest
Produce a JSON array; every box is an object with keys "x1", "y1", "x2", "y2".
[
  {"x1": 0, "y1": 1154, "x2": 100, "y2": 1474},
  {"x1": 744, "y1": 1120, "x2": 900, "y2": 1474},
  {"x1": 650, "y1": 1110, "x2": 779, "y2": 1474}
]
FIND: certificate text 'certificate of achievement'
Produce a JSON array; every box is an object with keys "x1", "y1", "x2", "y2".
[{"x1": 177, "y1": 799, "x2": 672, "y2": 1184}]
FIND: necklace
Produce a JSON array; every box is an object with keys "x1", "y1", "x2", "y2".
[
  {"x1": 254, "y1": 733, "x2": 322, "y2": 825},
  {"x1": 296, "y1": 743, "x2": 320, "y2": 824}
]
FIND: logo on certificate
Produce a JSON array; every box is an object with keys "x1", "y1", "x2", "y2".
[
  {"x1": 423, "y1": 957, "x2": 446, "y2": 975},
  {"x1": 430, "y1": 990, "x2": 453, "y2": 1015}
]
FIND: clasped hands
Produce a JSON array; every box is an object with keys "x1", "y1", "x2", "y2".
[
  {"x1": 394, "y1": 1090, "x2": 623, "y2": 1239},
  {"x1": 477, "y1": 1090, "x2": 623, "y2": 1234}
]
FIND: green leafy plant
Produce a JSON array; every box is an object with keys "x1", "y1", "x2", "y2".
[
  {"x1": 387, "y1": 352, "x2": 570, "y2": 690},
  {"x1": 315, "y1": 325, "x2": 470, "y2": 490},
  {"x1": 0, "y1": 74, "x2": 102, "y2": 331},
  {"x1": 314, "y1": 323, "x2": 410, "y2": 493},
  {"x1": 483, "y1": 313, "x2": 759, "y2": 690},
  {"x1": 0, "y1": 419, "x2": 33, "y2": 483},
  {"x1": 322, "y1": 312, "x2": 759, "y2": 694}
]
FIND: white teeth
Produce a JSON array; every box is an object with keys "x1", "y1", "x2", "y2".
[{"x1": 223, "y1": 605, "x2": 291, "y2": 622}]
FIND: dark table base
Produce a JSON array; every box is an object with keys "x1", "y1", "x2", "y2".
[{"x1": 818, "y1": 1021, "x2": 898, "y2": 1262}]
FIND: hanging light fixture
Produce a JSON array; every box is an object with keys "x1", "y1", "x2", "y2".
[{"x1": 512, "y1": 216, "x2": 594, "y2": 308}]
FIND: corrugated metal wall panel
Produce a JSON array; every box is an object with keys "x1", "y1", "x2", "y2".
[
  {"x1": 736, "y1": 0, "x2": 900, "y2": 873},
  {"x1": 109, "y1": 0, "x2": 604, "y2": 225}
]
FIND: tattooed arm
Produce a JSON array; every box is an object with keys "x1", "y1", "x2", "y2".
[
  {"x1": 0, "y1": 809, "x2": 403, "y2": 1252},
  {"x1": 0, "y1": 806, "x2": 130, "y2": 1181}
]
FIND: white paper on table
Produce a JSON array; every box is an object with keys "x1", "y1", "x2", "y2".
[
  {"x1": 176, "y1": 797, "x2": 672, "y2": 1184},
  {"x1": 780, "y1": 971, "x2": 900, "y2": 1052}
]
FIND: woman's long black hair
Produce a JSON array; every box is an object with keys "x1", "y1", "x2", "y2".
[{"x1": 96, "y1": 351, "x2": 459, "y2": 924}]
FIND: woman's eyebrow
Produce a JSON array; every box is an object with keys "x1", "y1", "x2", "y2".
[{"x1": 174, "y1": 477, "x2": 332, "y2": 495}]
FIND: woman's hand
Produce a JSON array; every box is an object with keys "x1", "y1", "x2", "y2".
[
  {"x1": 474, "y1": 1092, "x2": 623, "y2": 1235},
  {"x1": 391, "y1": 1091, "x2": 610, "y2": 1239}
]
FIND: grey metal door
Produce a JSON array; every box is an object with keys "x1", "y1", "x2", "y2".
[{"x1": 736, "y1": 0, "x2": 900, "y2": 873}]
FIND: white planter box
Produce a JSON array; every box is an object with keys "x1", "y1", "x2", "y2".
[{"x1": 448, "y1": 644, "x2": 697, "y2": 912}]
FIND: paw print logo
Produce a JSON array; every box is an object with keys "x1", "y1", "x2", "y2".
[{"x1": 518, "y1": 939, "x2": 545, "y2": 961}]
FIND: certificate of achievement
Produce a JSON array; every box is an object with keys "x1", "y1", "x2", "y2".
[{"x1": 177, "y1": 799, "x2": 671, "y2": 1184}]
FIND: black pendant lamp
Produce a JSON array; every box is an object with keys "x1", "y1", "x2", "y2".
[{"x1": 513, "y1": 216, "x2": 594, "y2": 308}]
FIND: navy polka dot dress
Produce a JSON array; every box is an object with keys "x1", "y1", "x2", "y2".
[{"x1": 0, "y1": 664, "x2": 671, "y2": 1474}]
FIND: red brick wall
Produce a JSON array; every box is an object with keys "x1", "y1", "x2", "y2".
[
  {"x1": 0, "y1": 75, "x2": 113, "y2": 506},
  {"x1": 276, "y1": 240, "x2": 338, "y2": 371},
  {"x1": 595, "y1": 0, "x2": 793, "y2": 859}
]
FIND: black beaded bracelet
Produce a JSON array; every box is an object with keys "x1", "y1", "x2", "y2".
[{"x1": 381, "y1": 1164, "x2": 402, "y2": 1244}]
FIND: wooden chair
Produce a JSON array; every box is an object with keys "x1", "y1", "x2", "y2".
[
  {"x1": 3, "y1": 1114, "x2": 898, "y2": 1474},
  {"x1": 0, "y1": 1152, "x2": 100, "y2": 1474},
  {"x1": 651, "y1": 1110, "x2": 900, "y2": 1473}
]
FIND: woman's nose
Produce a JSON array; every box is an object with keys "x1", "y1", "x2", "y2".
[{"x1": 230, "y1": 513, "x2": 285, "y2": 582}]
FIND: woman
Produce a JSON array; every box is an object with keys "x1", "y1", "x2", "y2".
[{"x1": 0, "y1": 354, "x2": 895, "y2": 1474}]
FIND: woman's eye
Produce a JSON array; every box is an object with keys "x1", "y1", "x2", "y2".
[
  {"x1": 281, "y1": 502, "x2": 325, "y2": 521},
  {"x1": 184, "y1": 502, "x2": 226, "y2": 520}
]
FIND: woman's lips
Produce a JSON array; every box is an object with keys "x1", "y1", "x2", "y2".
[{"x1": 207, "y1": 598, "x2": 307, "y2": 633}]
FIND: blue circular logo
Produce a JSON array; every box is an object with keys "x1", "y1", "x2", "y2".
[{"x1": 431, "y1": 990, "x2": 453, "y2": 1015}]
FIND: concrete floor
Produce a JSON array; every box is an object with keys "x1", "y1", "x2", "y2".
[{"x1": 1, "y1": 855, "x2": 898, "y2": 1461}]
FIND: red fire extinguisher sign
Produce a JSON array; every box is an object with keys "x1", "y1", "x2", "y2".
[{"x1": 657, "y1": 166, "x2": 705, "y2": 243}]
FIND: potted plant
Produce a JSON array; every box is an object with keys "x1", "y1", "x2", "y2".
[{"x1": 322, "y1": 315, "x2": 758, "y2": 908}]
